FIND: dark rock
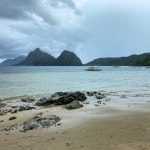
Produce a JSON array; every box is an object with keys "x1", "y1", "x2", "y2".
[
  {"x1": 105, "y1": 98, "x2": 110, "y2": 102},
  {"x1": 98, "y1": 92, "x2": 102, "y2": 95},
  {"x1": 87, "y1": 92, "x2": 94, "y2": 96},
  {"x1": 84, "y1": 101, "x2": 90, "y2": 104},
  {"x1": 4, "y1": 124, "x2": 18, "y2": 131},
  {"x1": 11, "y1": 108, "x2": 18, "y2": 114},
  {"x1": 66, "y1": 143, "x2": 71, "y2": 147},
  {"x1": 0, "y1": 105, "x2": 34, "y2": 117},
  {"x1": 95, "y1": 94, "x2": 105, "y2": 99},
  {"x1": 0, "y1": 102, "x2": 6, "y2": 108},
  {"x1": 4, "y1": 115, "x2": 61, "y2": 132},
  {"x1": 18, "y1": 105, "x2": 35, "y2": 111},
  {"x1": 21, "y1": 97, "x2": 35, "y2": 103},
  {"x1": 94, "y1": 91, "x2": 97, "y2": 94},
  {"x1": 35, "y1": 97, "x2": 51, "y2": 106},
  {"x1": 34, "y1": 112, "x2": 43, "y2": 117},
  {"x1": 11, "y1": 105, "x2": 18, "y2": 109},
  {"x1": 97, "y1": 101, "x2": 101, "y2": 104},
  {"x1": 9, "y1": 116, "x2": 17, "y2": 121},
  {"x1": 0, "y1": 109, "x2": 7, "y2": 116},
  {"x1": 66, "y1": 101, "x2": 83, "y2": 110},
  {"x1": 57, "y1": 123, "x2": 62, "y2": 126},
  {"x1": 20, "y1": 115, "x2": 61, "y2": 132},
  {"x1": 0, "y1": 120, "x2": 4, "y2": 123},
  {"x1": 35, "y1": 92, "x2": 86, "y2": 106},
  {"x1": 20, "y1": 121, "x2": 40, "y2": 132}
]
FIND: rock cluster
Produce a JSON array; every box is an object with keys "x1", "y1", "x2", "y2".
[
  {"x1": 86, "y1": 91, "x2": 106, "y2": 99},
  {"x1": 21, "y1": 97, "x2": 35, "y2": 103},
  {"x1": 0, "y1": 102, "x2": 6, "y2": 108},
  {"x1": 35, "y1": 92, "x2": 86, "y2": 106},
  {"x1": 0, "y1": 105, "x2": 35, "y2": 116},
  {"x1": 3, "y1": 124, "x2": 18, "y2": 131},
  {"x1": 17, "y1": 105, "x2": 35, "y2": 112},
  {"x1": 3, "y1": 114, "x2": 61, "y2": 132},
  {"x1": 0, "y1": 109, "x2": 8, "y2": 116}
]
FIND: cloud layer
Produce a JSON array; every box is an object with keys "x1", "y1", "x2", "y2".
[{"x1": 0, "y1": 0, "x2": 150, "y2": 63}]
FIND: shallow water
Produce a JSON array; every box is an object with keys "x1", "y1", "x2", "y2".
[{"x1": 0, "y1": 66, "x2": 150, "y2": 99}]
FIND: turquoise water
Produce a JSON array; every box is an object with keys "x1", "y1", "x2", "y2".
[{"x1": 0, "y1": 66, "x2": 150, "y2": 98}]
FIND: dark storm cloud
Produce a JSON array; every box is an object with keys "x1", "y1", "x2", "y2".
[
  {"x1": 0, "y1": 0, "x2": 57, "y2": 25},
  {"x1": 0, "y1": 0, "x2": 81, "y2": 59},
  {"x1": 0, "y1": 0, "x2": 150, "y2": 63},
  {"x1": 0, "y1": 0, "x2": 79, "y2": 23}
]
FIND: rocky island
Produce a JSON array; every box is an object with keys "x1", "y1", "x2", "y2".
[{"x1": 17, "y1": 48, "x2": 83, "y2": 66}]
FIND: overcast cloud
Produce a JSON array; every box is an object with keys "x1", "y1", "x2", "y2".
[{"x1": 0, "y1": 0, "x2": 150, "y2": 63}]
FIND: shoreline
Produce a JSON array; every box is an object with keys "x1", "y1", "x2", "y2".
[{"x1": 0, "y1": 91, "x2": 150, "y2": 150}]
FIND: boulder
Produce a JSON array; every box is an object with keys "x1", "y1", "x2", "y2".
[
  {"x1": 18, "y1": 105, "x2": 35, "y2": 111},
  {"x1": 35, "y1": 97, "x2": 51, "y2": 106},
  {"x1": 97, "y1": 100, "x2": 101, "y2": 104},
  {"x1": 20, "y1": 115, "x2": 61, "y2": 132},
  {"x1": 11, "y1": 108, "x2": 18, "y2": 114},
  {"x1": 95, "y1": 94, "x2": 105, "y2": 99},
  {"x1": 35, "y1": 92, "x2": 86, "y2": 106},
  {"x1": 34, "y1": 112, "x2": 43, "y2": 117},
  {"x1": 0, "y1": 120, "x2": 4, "y2": 123},
  {"x1": 9, "y1": 116, "x2": 17, "y2": 121},
  {"x1": 0, "y1": 109, "x2": 7, "y2": 116},
  {"x1": 86, "y1": 92, "x2": 94, "y2": 96},
  {"x1": 66, "y1": 101, "x2": 83, "y2": 110},
  {"x1": 4, "y1": 124, "x2": 18, "y2": 131},
  {"x1": 0, "y1": 102, "x2": 6, "y2": 108},
  {"x1": 20, "y1": 121, "x2": 40, "y2": 132},
  {"x1": 11, "y1": 105, "x2": 18, "y2": 109},
  {"x1": 21, "y1": 97, "x2": 35, "y2": 103}
]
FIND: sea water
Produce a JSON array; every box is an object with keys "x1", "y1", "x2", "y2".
[{"x1": 0, "y1": 66, "x2": 150, "y2": 100}]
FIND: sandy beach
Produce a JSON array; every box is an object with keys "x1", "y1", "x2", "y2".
[
  {"x1": 1, "y1": 0, "x2": 150, "y2": 149},
  {"x1": 0, "y1": 91, "x2": 150, "y2": 150}
]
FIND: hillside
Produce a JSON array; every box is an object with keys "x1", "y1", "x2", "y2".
[
  {"x1": 0, "y1": 55, "x2": 26, "y2": 66},
  {"x1": 17, "y1": 49, "x2": 82, "y2": 66},
  {"x1": 56, "y1": 50, "x2": 82, "y2": 66},
  {"x1": 18, "y1": 48, "x2": 56, "y2": 66},
  {"x1": 86, "y1": 53, "x2": 150, "y2": 66}
]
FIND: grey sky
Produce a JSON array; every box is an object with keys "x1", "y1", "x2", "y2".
[{"x1": 0, "y1": 0, "x2": 150, "y2": 63}]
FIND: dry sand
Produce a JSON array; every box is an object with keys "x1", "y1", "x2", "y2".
[{"x1": 0, "y1": 104, "x2": 150, "y2": 150}]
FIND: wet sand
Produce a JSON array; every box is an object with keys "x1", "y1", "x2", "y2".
[{"x1": 0, "y1": 106, "x2": 150, "y2": 150}]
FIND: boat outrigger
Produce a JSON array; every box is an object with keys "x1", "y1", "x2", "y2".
[{"x1": 85, "y1": 66, "x2": 102, "y2": 71}]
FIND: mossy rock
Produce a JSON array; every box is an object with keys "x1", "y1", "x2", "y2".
[{"x1": 66, "y1": 100, "x2": 83, "y2": 110}]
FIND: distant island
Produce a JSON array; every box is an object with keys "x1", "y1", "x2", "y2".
[
  {"x1": 17, "y1": 48, "x2": 83, "y2": 66},
  {"x1": 0, "y1": 55, "x2": 26, "y2": 66},
  {"x1": 0, "y1": 48, "x2": 150, "y2": 66},
  {"x1": 0, "y1": 48, "x2": 83, "y2": 66},
  {"x1": 87, "y1": 53, "x2": 150, "y2": 66}
]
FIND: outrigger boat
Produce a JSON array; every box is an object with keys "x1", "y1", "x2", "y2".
[{"x1": 85, "y1": 66, "x2": 102, "y2": 71}]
